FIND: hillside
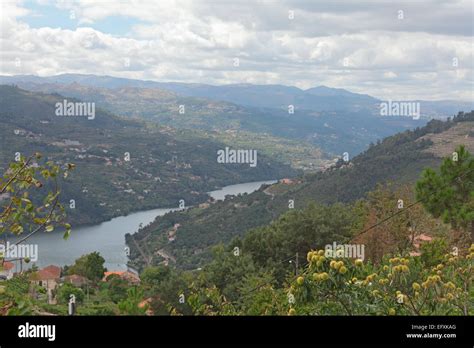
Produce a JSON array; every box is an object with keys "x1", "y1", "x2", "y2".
[
  {"x1": 127, "y1": 111, "x2": 474, "y2": 270},
  {"x1": 0, "y1": 85, "x2": 297, "y2": 226},
  {"x1": 2, "y1": 74, "x2": 471, "y2": 118},
  {"x1": 1, "y1": 77, "x2": 429, "y2": 161}
]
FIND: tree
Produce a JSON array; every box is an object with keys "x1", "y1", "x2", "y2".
[
  {"x1": 58, "y1": 282, "x2": 84, "y2": 304},
  {"x1": 67, "y1": 252, "x2": 107, "y2": 282},
  {"x1": 102, "y1": 274, "x2": 129, "y2": 303},
  {"x1": 0, "y1": 154, "x2": 73, "y2": 314},
  {"x1": 118, "y1": 287, "x2": 147, "y2": 315},
  {"x1": 140, "y1": 266, "x2": 171, "y2": 287},
  {"x1": 0, "y1": 153, "x2": 73, "y2": 246},
  {"x1": 416, "y1": 145, "x2": 474, "y2": 240},
  {"x1": 353, "y1": 184, "x2": 449, "y2": 263}
]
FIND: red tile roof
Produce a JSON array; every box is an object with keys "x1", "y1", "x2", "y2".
[
  {"x1": 0, "y1": 261, "x2": 14, "y2": 271},
  {"x1": 31, "y1": 265, "x2": 61, "y2": 281}
]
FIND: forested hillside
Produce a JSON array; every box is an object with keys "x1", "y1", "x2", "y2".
[
  {"x1": 128, "y1": 111, "x2": 474, "y2": 270},
  {"x1": 0, "y1": 85, "x2": 297, "y2": 225},
  {"x1": 2, "y1": 79, "x2": 428, "y2": 158}
]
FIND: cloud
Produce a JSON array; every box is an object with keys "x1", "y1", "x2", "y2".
[{"x1": 0, "y1": 0, "x2": 472, "y2": 100}]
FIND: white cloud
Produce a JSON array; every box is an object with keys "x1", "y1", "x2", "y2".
[{"x1": 0, "y1": 0, "x2": 472, "y2": 100}]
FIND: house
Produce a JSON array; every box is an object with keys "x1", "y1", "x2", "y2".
[
  {"x1": 30, "y1": 265, "x2": 61, "y2": 304},
  {"x1": 279, "y1": 178, "x2": 301, "y2": 185},
  {"x1": 279, "y1": 178, "x2": 294, "y2": 185},
  {"x1": 0, "y1": 261, "x2": 15, "y2": 280},
  {"x1": 103, "y1": 271, "x2": 140, "y2": 284},
  {"x1": 30, "y1": 265, "x2": 61, "y2": 291},
  {"x1": 63, "y1": 274, "x2": 88, "y2": 287}
]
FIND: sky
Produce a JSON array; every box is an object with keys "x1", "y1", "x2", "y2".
[{"x1": 0, "y1": 0, "x2": 473, "y2": 100}]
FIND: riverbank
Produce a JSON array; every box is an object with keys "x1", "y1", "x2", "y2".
[{"x1": 9, "y1": 180, "x2": 276, "y2": 271}]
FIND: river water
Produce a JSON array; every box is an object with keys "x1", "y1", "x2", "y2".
[{"x1": 15, "y1": 180, "x2": 276, "y2": 270}]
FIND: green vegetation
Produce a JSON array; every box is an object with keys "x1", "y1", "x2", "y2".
[
  {"x1": 0, "y1": 96, "x2": 472, "y2": 316},
  {"x1": 66, "y1": 252, "x2": 107, "y2": 282},
  {"x1": 416, "y1": 144, "x2": 474, "y2": 239},
  {"x1": 128, "y1": 112, "x2": 474, "y2": 270},
  {"x1": 0, "y1": 85, "x2": 297, "y2": 226}
]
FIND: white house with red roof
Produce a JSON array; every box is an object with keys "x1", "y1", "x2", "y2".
[{"x1": 0, "y1": 261, "x2": 15, "y2": 280}]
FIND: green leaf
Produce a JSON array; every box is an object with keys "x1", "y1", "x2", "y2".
[{"x1": 63, "y1": 228, "x2": 71, "y2": 240}]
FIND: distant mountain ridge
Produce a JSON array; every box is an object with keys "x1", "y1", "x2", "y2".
[
  {"x1": 0, "y1": 75, "x2": 432, "y2": 158},
  {"x1": 1, "y1": 74, "x2": 471, "y2": 117}
]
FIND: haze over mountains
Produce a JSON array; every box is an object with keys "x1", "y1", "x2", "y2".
[
  {"x1": 1, "y1": 74, "x2": 471, "y2": 117},
  {"x1": 0, "y1": 74, "x2": 444, "y2": 160}
]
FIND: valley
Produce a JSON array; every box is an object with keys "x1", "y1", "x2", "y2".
[
  {"x1": 127, "y1": 112, "x2": 474, "y2": 270},
  {"x1": 0, "y1": 85, "x2": 297, "y2": 226}
]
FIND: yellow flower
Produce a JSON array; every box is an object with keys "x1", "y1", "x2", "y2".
[
  {"x1": 388, "y1": 308, "x2": 396, "y2": 315},
  {"x1": 383, "y1": 265, "x2": 389, "y2": 272},
  {"x1": 313, "y1": 273, "x2": 320, "y2": 281},
  {"x1": 318, "y1": 250, "x2": 325, "y2": 256},
  {"x1": 288, "y1": 308, "x2": 296, "y2": 316},
  {"x1": 330, "y1": 260, "x2": 337, "y2": 269},
  {"x1": 355, "y1": 259, "x2": 363, "y2": 266},
  {"x1": 412, "y1": 282, "x2": 421, "y2": 291},
  {"x1": 296, "y1": 276, "x2": 304, "y2": 285},
  {"x1": 446, "y1": 293, "x2": 454, "y2": 300},
  {"x1": 366, "y1": 274, "x2": 376, "y2": 282},
  {"x1": 316, "y1": 260, "x2": 323, "y2": 267},
  {"x1": 320, "y1": 272, "x2": 329, "y2": 281},
  {"x1": 444, "y1": 281, "x2": 455, "y2": 290},
  {"x1": 311, "y1": 255, "x2": 319, "y2": 263},
  {"x1": 339, "y1": 266, "x2": 347, "y2": 274}
]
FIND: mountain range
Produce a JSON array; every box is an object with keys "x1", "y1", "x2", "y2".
[{"x1": 1, "y1": 74, "x2": 440, "y2": 160}]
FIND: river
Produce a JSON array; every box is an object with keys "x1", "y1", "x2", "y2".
[{"x1": 14, "y1": 180, "x2": 276, "y2": 270}]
